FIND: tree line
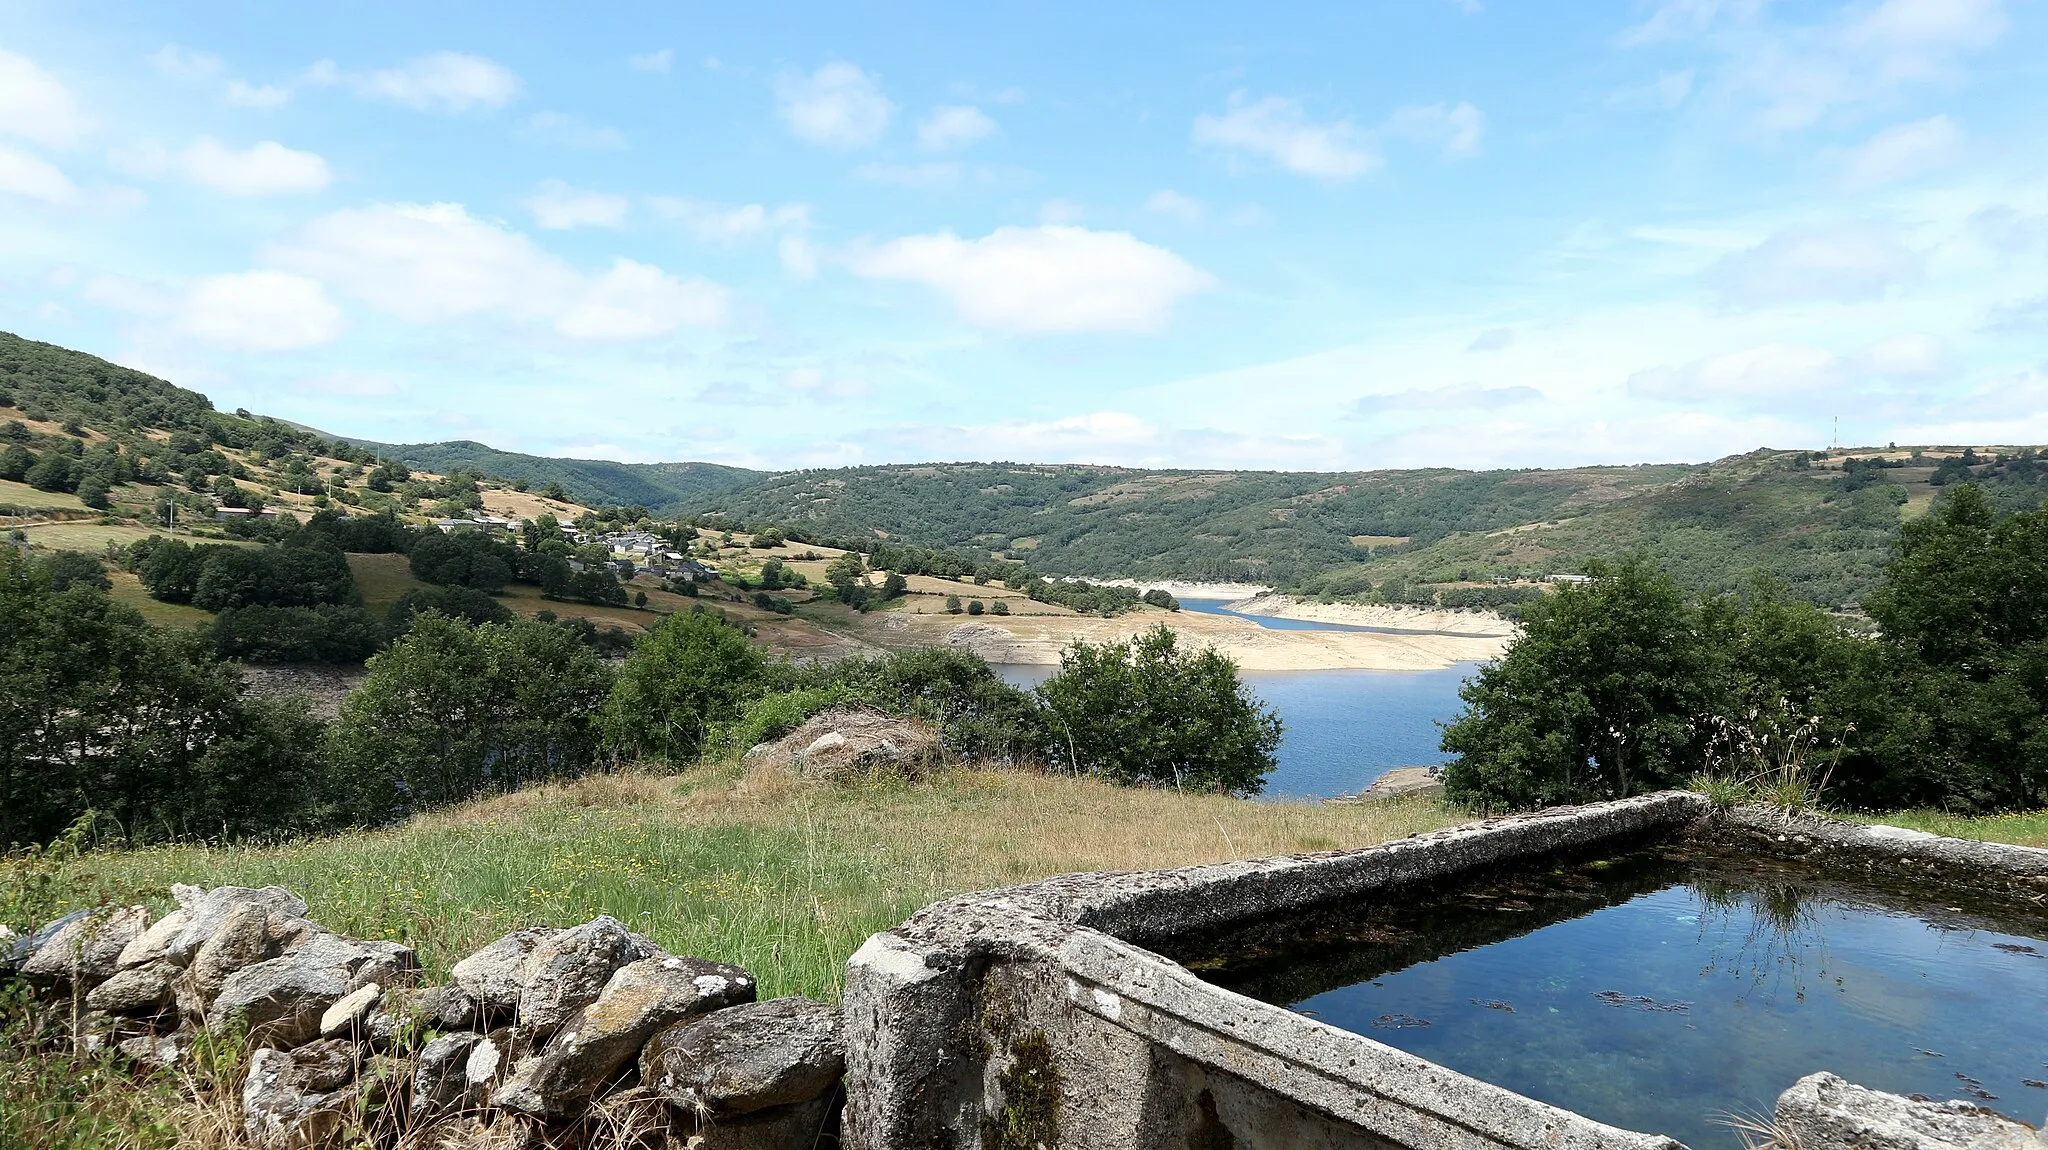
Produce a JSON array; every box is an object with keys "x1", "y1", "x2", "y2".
[{"x1": 1443, "y1": 485, "x2": 2047, "y2": 815}]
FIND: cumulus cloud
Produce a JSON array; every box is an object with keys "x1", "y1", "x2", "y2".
[
  {"x1": 225, "y1": 80, "x2": 291, "y2": 108},
  {"x1": 1144, "y1": 190, "x2": 1203, "y2": 223},
  {"x1": 917, "y1": 104, "x2": 996, "y2": 151},
  {"x1": 1386, "y1": 101, "x2": 1485, "y2": 158},
  {"x1": 268, "y1": 201, "x2": 727, "y2": 339},
  {"x1": 858, "y1": 412, "x2": 1349, "y2": 469},
  {"x1": 628, "y1": 49, "x2": 673, "y2": 73},
  {"x1": 845, "y1": 225, "x2": 1213, "y2": 335},
  {"x1": 181, "y1": 271, "x2": 343, "y2": 351},
  {"x1": 527, "y1": 180, "x2": 629, "y2": 229},
  {"x1": 314, "y1": 52, "x2": 519, "y2": 112},
  {"x1": 0, "y1": 144, "x2": 77, "y2": 202},
  {"x1": 1193, "y1": 93, "x2": 1378, "y2": 179},
  {"x1": 1704, "y1": 223, "x2": 1922, "y2": 307},
  {"x1": 1352, "y1": 384, "x2": 1540, "y2": 415},
  {"x1": 0, "y1": 49, "x2": 92, "y2": 147},
  {"x1": 1841, "y1": 115, "x2": 1960, "y2": 189},
  {"x1": 648, "y1": 198, "x2": 809, "y2": 244},
  {"x1": 775, "y1": 62, "x2": 892, "y2": 150}
]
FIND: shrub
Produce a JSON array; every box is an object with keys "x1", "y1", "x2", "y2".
[
  {"x1": 603, "y1": 609, "x2": 767, "y2": 765},
  {"x1": 945, "y1": 594, "x2": 962, "y2": 614},
  {"x1": 1142, "y1": 588, "x2": 1180, "y2": 611},
  {"x1": 704, "y1": 686, "x2": 856, "y2": 760},
  {"x1": 1037, "y1": 624, "x2": 1282, "y2": 795},
  {"x1": 790, "y1": 646, "x2": 1048, "y2": 763},
  {"x1": 967, "y1": 600, "x2": 984, "y2": 616},
  {"x1": 330, "y1": 614, "x2": 615, "y2": 822},
  {"x1": 386, "y1": 585, "x2": 514, "y2": 634},
  {"x1": 39, "y1": 550, "x2": 108, "y2": 592},
  {"x1": 991, "y1": 599, "x2": 1010, "y2": 615},
  {"x1": 211, "y1": 604, "x2": 382, "y2": 663}
]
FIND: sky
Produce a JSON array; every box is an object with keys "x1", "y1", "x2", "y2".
[{"x1": 1, "y1": 0, "x2": 2045, "y2": 472}]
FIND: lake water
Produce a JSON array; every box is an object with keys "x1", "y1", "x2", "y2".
[
  {"x1": 994, "y1": 659, "x2": 1475, "y2": 800},
  {"x1": 1184, "y1": 845, "x2": 2048, "y2": 1150}
]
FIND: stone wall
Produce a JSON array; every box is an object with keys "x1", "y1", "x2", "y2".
[
  {"x1": 2, "y1": 887, "x2": 843, "y2": 1149},
  {"x1": 840, "y1": 795, "x2": 2048, "y2": 1150}
]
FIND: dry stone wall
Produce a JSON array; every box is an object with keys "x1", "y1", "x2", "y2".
[{"x1": 2, "y1": 887, "x2": 844, "y2": 1149}]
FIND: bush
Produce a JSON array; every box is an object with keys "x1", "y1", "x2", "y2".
[
  {"x1": 409, "y1": 529, "x2": 516, "y2": 592},
  {"x1": 38, "y1": 551, "x2": 108, "y2": 592},
  {"x1": 1037, "y1": 624, "x2": 1282, "y2": 794},
  {"x1": 1142, "y1": 588, "x2": 1180, "y2": 611},
  {"x1": 991, "y1": 599, "x2": 1010, "y2": 615},
  {"x1": 211, "y1": 604, "x2": 382, "y2": 663},
  {"x1": 790, "y1": 646, "x2": 1048, "y2": 763},
  {"x1": 386, "y1": 585, "x2": 515, "y2": 634},
  {"x1": 966, "y1": 599, "x2": 984, "y2": 616},
  {"x1": 330, "y1": 614, "x2": 615, "y2": 822},
  {"x1": 704, "y1": 686, "x2": 856, "y2": 760},
  {"x1": 603, "y1": 609, "x2": 767, "y2": 765}
]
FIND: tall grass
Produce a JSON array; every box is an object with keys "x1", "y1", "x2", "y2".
[
  {"x1": 1862, "y1": 809, "x2": 2048, "y2": 849},
  {"x1": 22, "y1": 765, "x2": 1460, "y2": 1001}
]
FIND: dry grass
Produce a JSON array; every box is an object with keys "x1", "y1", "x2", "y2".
[
  {"x1": 15, "y1": 521, "x2": 221, "y2": 552},
  {"x1": 0, "y1": 477, "x2": 92, "y2": 513},
  {"x1": 106, "y1": 571, "x2": 215, "y2": 630},
  {"x1": 39, "y1": 766, "x2": 1463, "y2": 1003}
]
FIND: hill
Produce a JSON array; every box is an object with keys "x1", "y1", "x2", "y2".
[{"x1": 345, "y1": 438, "x2": 760, "y2": 512}]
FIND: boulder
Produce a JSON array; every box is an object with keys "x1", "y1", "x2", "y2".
[
  {"x1": 116, "y1": 909, "x2": 191, "y2": 970},
  {"x1": 116, "y1": 1029, "x2": 193, "y2": 1071},
  {"x1": 682, "y1": 1095, "x2": 837, "y2": 1150},
  {"x1": 21, "y1": 905, "x2": 151, "y2": 989},
  {"x1": 4, "y1": 910, "x2": 85, "y2": 974},
  {"x1": 190, "y1": 900, "x2": 278, "y2": 1004},
  {"x1": 209, "y1": 933, "x2": 418, "y2": 1049},
  {"x1": 168, "y1": 886, "x2": 308, "y2": 966},
  {"x1": 241, "y1": 1040, "x2": 359, "y2": 1149},
  {"x1": 318, "y1": 983, "x2": 382, "y2": 1039},
  {"x1": 1774, "y1": 1071, "x2": 2041, "y2": 1150},
  {"x1": 450, "y1": 928, "x2": 560, "y2": 1015},
  {"x1": 84, "y1": 960, "x2": 179, "y2": 1015},
  {"x1": 512, "y1": 917, "x2": 636, "y2": 1036},
  {"x1": 409, "y1": 1031, "x2": 485, "y2": 1124},
  {"x1": 641, "y1": 998, "x2": 843, "y2": 1116},
  {"x1": 745, "y1": 708, "x2": 939, "y2": 780},
  {"x1": 368, "y1": 984, "x2": 477, "y2": 1050},
  {"x1": 491, "y1": 956, "x2": 756, "y2": 1116}
]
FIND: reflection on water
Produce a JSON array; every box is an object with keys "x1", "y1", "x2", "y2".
[
  {"x1": 995, "y1": 663, "x2": 1474, "y2": 800},
  {"x1": 1177, "y1": 845, "x2": 2048, "y2": 1149}
]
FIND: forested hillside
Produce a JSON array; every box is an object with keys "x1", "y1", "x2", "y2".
[{"x1": 347, "y1": 438, "x2": 759, "y2": 512}]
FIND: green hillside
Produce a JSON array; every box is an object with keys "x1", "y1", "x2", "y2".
[
  {"x1": 347, "y1": 438, "x2": 759, "y2": 511},
  {"x1": 677, "y1": 462, "x2": 1695, "y2": 585}
]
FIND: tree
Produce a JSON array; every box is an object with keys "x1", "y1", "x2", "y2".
[
  {"x1": 386, "y1": 585, "x2": 515, "y2": 634},
  {"x1": 991, "y1": 599, "x2": 1010, "y2": 616},
  {"x1": 25, "y1": 450, "x2": 73, "y2": 493},
  {"x1": 0, "y1": 443, "x2": 31, "y2": 482},
  {"x1": 967, "y1": 600, "x2": 984, "y2": 615},
  {"x1": 73, "y1": 472, "x2": 111, "y2": 509},
  {"x1": 40, "y1": 550, "x2": 109, "y2": 592},
  {"x1": 211, "y1": 604, "x2": 382, "y2": 663},
  {"x1": 945, "y1": 594, "x2": 963, "y2": 614},
  {"x1": 1037, "y1": 624, "x2": 1282, "y2": 795},
  {"x1": 825, "y1": 552, "x2": 870, "y2": 609},
  {"x1": 1142, "y1": 588, "x2": 1181, "y2": 611},
  {"x1": 331, "y1": 614, "x2": 614, "y2": 822},
  {"x1": 603, "y1": 609, "x2": 765, "y2": 765},
  {"x1": 881, "y1": 572, "x2": 908, "y2": 600},
  {"x1": 542, "y1": 481, "x2": 571, "y2": 502}
]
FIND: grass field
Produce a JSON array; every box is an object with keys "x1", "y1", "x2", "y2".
[
  {"x1": 33, "y1": 767, "x2": 1461, "y2": 1001},
  {"x1": 106, "y1": 570, "x2": 214, "y2": 630},
  {"x1": 343, "y1": 551, "x2": 430, "y2": 618},
  {"x1": 15, "y1": 520, "x2": 232, "y2": 552},
  {"x1": 0, "y1": 477, "x2": 90, "y2": 513},
  {"x1": 1864, "y1": 809, "x2": 2048, "y2": 848}
]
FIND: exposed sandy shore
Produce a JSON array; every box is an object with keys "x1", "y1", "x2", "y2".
[
  {"x1": 1225, "y1": 593, "x2": 1520, "y2": 639},
  {"x1": 1093, "y1": 579, "x2": 1276, "y2": 600},
  {"x1": 843, "y1": 604, "x2": 1507, "y2": 671}
]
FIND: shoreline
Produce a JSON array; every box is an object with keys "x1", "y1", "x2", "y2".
[
  {"x1": 1224, "y1": 592, "x2": 1519, "y2": 639},
  {"x1": 834, "y1": 603, "x2": 1509, "y2": 672}
]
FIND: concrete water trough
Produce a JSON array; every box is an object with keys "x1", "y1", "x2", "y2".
[{"x1": 841, "y1": 793, "x2": 2048, "y2": 1150}]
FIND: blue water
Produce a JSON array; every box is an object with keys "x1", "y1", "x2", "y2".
[
  {"x1": 1176, "y1": 597, "x2": 1425, "y2": 636},
  {"x1": 996, "y1": 662, "x2": 1474, "y2": 800},
  {"x1": 1197, "y1": 850, "x2": 2048, "y2": 1149}
]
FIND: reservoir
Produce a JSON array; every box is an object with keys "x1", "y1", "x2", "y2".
[{"x1": 996, "y1": 655, "x2": 1476, "y2": 801}]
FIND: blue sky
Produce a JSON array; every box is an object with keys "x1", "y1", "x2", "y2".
[{"x1": 2, "y1": 0, "x2": 2044, "y2": 470}]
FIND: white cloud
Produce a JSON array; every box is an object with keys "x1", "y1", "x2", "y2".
[
  {"x1": 178, "y1": 138, "x2": 330, "y2": 195},
  {"x1": 525, "y1": 112, "x2": 626, "y2": 149},
  {"x1": 1863, "y1": 332, "x2": 1948, "y2": 378},
  {"x1": 1038, "y1": 199, "x2": 1086, "y2": 225},
  {"x1": 1625, "y1": 0, "x2": 2009, "y2": 131},
  {"x1": 527, "y1": 180, "x2": 629, "y2": 229},
  {"x1": 225, "y1": 81, "x2": 291, "y2": 109},
  {"x1": 846, "y1": 225, "x2": 1213, "y2": 334},
  {"x1": 1467, "y1": 327, "x2": 1514, "y2": 352},
  {"x1": 83, "y1": 274, "x2": 177, "y2": 316},
  {"x1": 775, "y1": 62, "x2": 893, "y2": 150},
  {"x1": 1627, "y1": 334, "x2": 1951, "y2": 409},
  {"x1": 1705, "y1": 223, "x2": 1922, "y2": 306},
  {"x1": 0, "y1": 49, "x2": 92, "y2": 147},
  {"x1": 1193, "y1": 94, "x2": 1377, "y2": 180},
  {"x1": 784, "y1": 366, "x2": 870, "y2": 401},
  {"x1": 0, "y1": 144, "x2": 77, "y2": 202},
  {"x1": 648, "y1": 198, "x2": 809, "y2": 243},
  {"x1": 1144, "y1": 190, "x2": 1203, "y2": 223},
  {"x1": 779, "y1": 235, "x2": 819, "y2": 280},
  {"x1": 268, "y1": 201, "x2": 727, "y2": 339},
  {"x1": 182, "y1": 271, "x2": 343, "y2": 351},
  {"x1": 628, "y1": 49, "x2": 673, "y2": 74},
  {"x1": 338, "y1": 52, "x2": 519, "y2": 112},
  {"x1": 1840, "y1": 115, "x2": 1960, "y2": 189},
  {"x1": 1386, "y1": 101, "x2": 1485, "y2": 158},
  {"x1": 917, "y1": 104, "x2": 996, "y2": 151}
]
